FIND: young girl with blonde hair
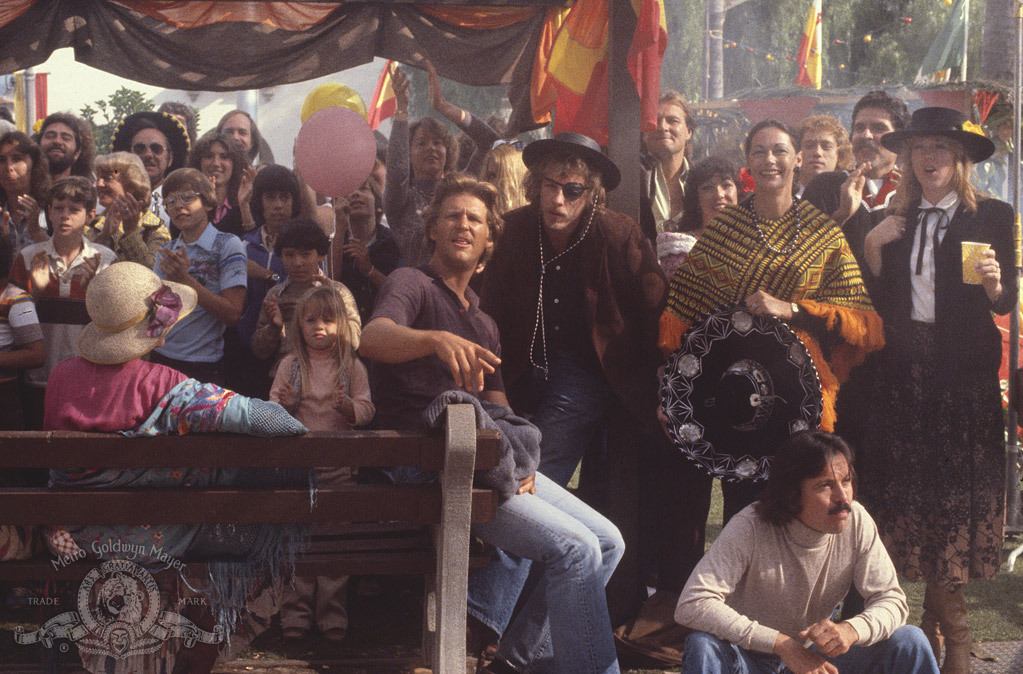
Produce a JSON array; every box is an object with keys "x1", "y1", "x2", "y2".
[{"x1": 270, "y1": 284, "x2": 374, "y2": 642}]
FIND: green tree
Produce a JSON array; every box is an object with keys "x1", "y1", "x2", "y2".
[
  {"x1": 658, "y1": 0, "x2": 988, "y2": 100},
  {"x1": 80, "y1": 87, "x2": 154, "y2": 153}
]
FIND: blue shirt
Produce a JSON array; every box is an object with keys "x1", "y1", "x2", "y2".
[
  {"x1": 238, "y1": 227, "x2": 287, "y2": 347},
  {"x1": 155, "y1": 223, "x2": 247, "y2": 362}
]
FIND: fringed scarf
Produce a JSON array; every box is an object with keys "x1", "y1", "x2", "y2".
[
  {"x1": 50, "y1": 379, "x2": 311, "y2": 639},
  {"x1": 659, "y1": 200, "x2": 884, "y2": 431}
]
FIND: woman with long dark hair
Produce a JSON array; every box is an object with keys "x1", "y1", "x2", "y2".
[
  {"x1": 0, "y1": 131, "x2": 50, "y2": 253},
  {"x1": 188, "y1": 131, "x2": 253, "y2": 238},
  {"x1": 656, "y1": 156, "x2": 739, "y2": 277},
  {"x1": 624, "y1": 122, "x2": 883, "y2": 665}
]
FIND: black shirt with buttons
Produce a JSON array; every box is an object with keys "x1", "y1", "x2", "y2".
[{"x1": 536, "y1": 226, "x2": 601, "y2": 372}]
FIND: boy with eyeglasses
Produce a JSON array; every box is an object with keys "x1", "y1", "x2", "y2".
[
  {"x1": 150, "y1": 168, "x2": 246, "y2": 384},
  {"x1": 10, "y1": 176, "x2": 115, "y2": 428}
]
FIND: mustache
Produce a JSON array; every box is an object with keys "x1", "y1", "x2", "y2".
[
  {"x1": 828, "y1": 501, "x2": 852, "y2": 515},
  {"x1": 853, "y1": 139, "x2": 877, "y2": 152}
]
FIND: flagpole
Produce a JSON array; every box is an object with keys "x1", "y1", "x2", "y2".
[
  {"x1": 961, "y1": 0, "x2": 969, "y2": 81},
  {"x1": 1007, "y1": 0, "x2": 1023, "y2": 533}
]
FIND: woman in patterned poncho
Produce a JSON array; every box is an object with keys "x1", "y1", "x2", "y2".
[{"x1": 645, "y1": 122, "x2": 884, "y2": 663}]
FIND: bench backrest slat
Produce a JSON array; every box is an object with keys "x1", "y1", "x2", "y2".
[
  {"x1": 0, "y1": 486, "x2": 499, "y2": 525},
  {"x1": 0, "y1": 430, "x2": 502, "y2": 470}
]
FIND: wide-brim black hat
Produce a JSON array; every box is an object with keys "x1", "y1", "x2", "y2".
[
  {"x1": 523, "y1": 132, "x2": 621, "y2": 191},
  {"x1": 881, "y1": 106, "x2": 995, "y2": 163},
  {"x1": 660, "y1": 304, "x2": 822, "y2": 482},
  {"x1": 109, "y1": 111, "x2": 191, "y2": 172}
]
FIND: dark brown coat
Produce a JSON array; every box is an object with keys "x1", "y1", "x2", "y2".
[{"x1": 480, "y1": 203, "x2": 667, "y2": 429}]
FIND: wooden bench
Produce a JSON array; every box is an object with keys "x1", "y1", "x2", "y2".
[{"x1": 0, "y1": 403, "x2": 500, "y2": 674}]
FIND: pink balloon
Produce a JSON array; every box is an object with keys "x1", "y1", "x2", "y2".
[{"x1": 294, "y1": 106, "x2": 375, "y2": 198}]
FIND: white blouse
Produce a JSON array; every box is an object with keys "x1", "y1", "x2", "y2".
[{"x1": 909, "y1": 192, "x2": 960, "y2": 323}]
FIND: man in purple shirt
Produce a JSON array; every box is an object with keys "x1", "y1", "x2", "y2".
[{"x1": 360, "y1": 173, "x2": 624, "y2": 674}]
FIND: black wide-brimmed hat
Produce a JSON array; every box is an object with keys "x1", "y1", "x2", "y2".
[
  {"x1": 881, "y1": 106, "x2": 995, "y2": 163},
  {"x1": 523, "y1": 132, "x2": 621, "y2": 190},
  {"x1": 660, "y1": 304, "x2": 822, "y2": 481},
  {"x1": 109, "y1": 111, "x2": 191, "y2": 172}
]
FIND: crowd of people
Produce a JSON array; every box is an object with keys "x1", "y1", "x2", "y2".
[{"x1": 0, "y1": 69, "x2": 1015, "y2": 674}]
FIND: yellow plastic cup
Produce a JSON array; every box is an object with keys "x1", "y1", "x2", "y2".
[{"x1": 961, "y1": 241, "x2": 990, "y2": 284}]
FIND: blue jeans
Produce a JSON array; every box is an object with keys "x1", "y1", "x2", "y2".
[
  {"x1": 467, "y1": 356, "x2": 615, "y2": 639},
  {"x1": 531, "y1": 356, "x2": 615, "y2": 487},
  {"x1": 472, "y1": 472, "x2": 624, "y2": 674},
  {"x1": 681, "y1": 627, "x2": 939, "y2": 674}
]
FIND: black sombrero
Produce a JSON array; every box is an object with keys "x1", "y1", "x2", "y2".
[
  {"x1": 881, "y1": 106, "x2": 995, "y2": 163},
  {"x1": 109, "y1": 111, "x2": 190, "y2": 172},
  {"x1": 660, "y1": 304, "x2": 822, "y2": 481},
  {"x1": 522, "y1": 132, "x2": 621, "y2": 191}
]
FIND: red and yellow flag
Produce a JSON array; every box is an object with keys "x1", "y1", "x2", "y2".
[
  {"x1": 367, "y1": 59, "x2": 396, "y2": 130},
  {"x1": 534, "y1": 0, "x2": 665, "y2": 146},
  {"x1": 795, "y1": 0, "x2": 822, "y2": 89},
  {"x1": 628, "y1": 0, "x2": 667, "y2": 134}
]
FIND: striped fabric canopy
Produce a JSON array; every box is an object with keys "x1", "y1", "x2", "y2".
[{"x1": 0, "y1": 0, "x2": 665, "y2": 139}]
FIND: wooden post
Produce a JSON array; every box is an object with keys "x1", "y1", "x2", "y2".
[
  {"x1": 429, "y1": 404, "x2": 478, "y2": 673},
  {"x1": 606, "y1": 0, "x2": 641, "y2": 222},
  {"x1": 603, "y1": 0, "x2": 643, "y2": 625}
]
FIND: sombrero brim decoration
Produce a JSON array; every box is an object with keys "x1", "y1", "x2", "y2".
[
  {"x1": 660, "y1": 304, "x2": 822, "y2": 481},
  {"x1": 523, "y1": 132, "x2": 621, "y2": 191},
  {"x1": 880, "y1": 106, "x2": 995, "y2": 164},
  {"x1": 109, "y1": 111, "x2": 191, "y2": 173}
]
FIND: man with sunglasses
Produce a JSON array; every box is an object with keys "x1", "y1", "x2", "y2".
[
  {"x1": 475, "y1": 133, "x2": 666, "y2": 651},
  {"x1": 110, "y1": 111, "x2": 190, "y2": 229},
  {"x1": 481, "y1": 131, "x2": 666, "y2": 487}
]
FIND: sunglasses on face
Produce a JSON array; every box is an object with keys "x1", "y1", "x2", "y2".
[
  {"x1": 132, "y1": 143, "x2": 166, "y2": 156},
  {"x1": 543, "y1": 176, "x2": 587, "y2": 201},
  {"x1": 164, "y1": 191, "x2": 200, "y2": 209}
]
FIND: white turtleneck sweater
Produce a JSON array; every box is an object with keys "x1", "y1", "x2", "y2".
[{"x1": 675, "y1": 501, "x2": 907, "y2": 654}]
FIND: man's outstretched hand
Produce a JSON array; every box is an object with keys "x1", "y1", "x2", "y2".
[{"x1": 430, "y1": 330, "x2": 501, "y2": 394}]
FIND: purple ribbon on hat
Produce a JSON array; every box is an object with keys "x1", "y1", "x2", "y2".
[{"x1": 146, "y1": 285, "x2": 183, "y2": 337}]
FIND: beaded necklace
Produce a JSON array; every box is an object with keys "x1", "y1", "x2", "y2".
[
  {"x1": 528, "y1": 201, "x2": 597, "y2": 379},
  {"x1": 751, "y1": 203, "x2": 803, "y2": 257}
]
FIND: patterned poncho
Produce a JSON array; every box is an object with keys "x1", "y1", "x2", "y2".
[{"x1": 659, "y1": 200, "x2": 884, "y2": 430}]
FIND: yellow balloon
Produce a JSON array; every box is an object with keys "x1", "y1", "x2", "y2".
[{"x1": 301, "y1": 83, "x2": 367, "y2": 124}]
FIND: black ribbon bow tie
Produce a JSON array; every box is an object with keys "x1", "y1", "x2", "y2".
[{"x1": 915, "y1": 207, "x2": 950, "y2": 276}]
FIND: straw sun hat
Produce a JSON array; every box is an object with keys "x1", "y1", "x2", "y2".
[{"x1": 78, "y1": 262, "x2": 197, "y2": 365}]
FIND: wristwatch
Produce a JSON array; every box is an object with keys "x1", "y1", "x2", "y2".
[{"x1": 268, "y1": 272, "x2": 281, "y2": 284}]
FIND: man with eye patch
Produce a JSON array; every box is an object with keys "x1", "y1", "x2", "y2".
[
  {"x1": 476, "y1": 132, "x2": 666, "y2": 654},
  {"x1": 110, "y1": 112, "x2": 190, "y2": 229},
  {"x1": 481, "y1": 132, "x2": 666, "y2": 489}
]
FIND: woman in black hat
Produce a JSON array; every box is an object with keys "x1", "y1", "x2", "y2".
[{"x1": 861, "y1": 107, "x2": 1016, "y2": 673}]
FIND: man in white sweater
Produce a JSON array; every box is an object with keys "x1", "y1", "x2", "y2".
[{"x1": 675, "y1": 431, "x2": 938, "y2": 674}]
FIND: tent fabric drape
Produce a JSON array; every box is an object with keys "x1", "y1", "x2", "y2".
[
  {"x1": 0, "y1": 1, "x2": 666, "y2": 141},
  {"x1": 0, "y1": 0, "x2": 550, "y2": 131},
  {"x1": 110, "y1": 1, "x2": 339, "y2": 30}
]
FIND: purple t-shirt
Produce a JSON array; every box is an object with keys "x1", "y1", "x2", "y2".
[{"x1": 369, "y1": 266, "x2": 503, "y2": 430}]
